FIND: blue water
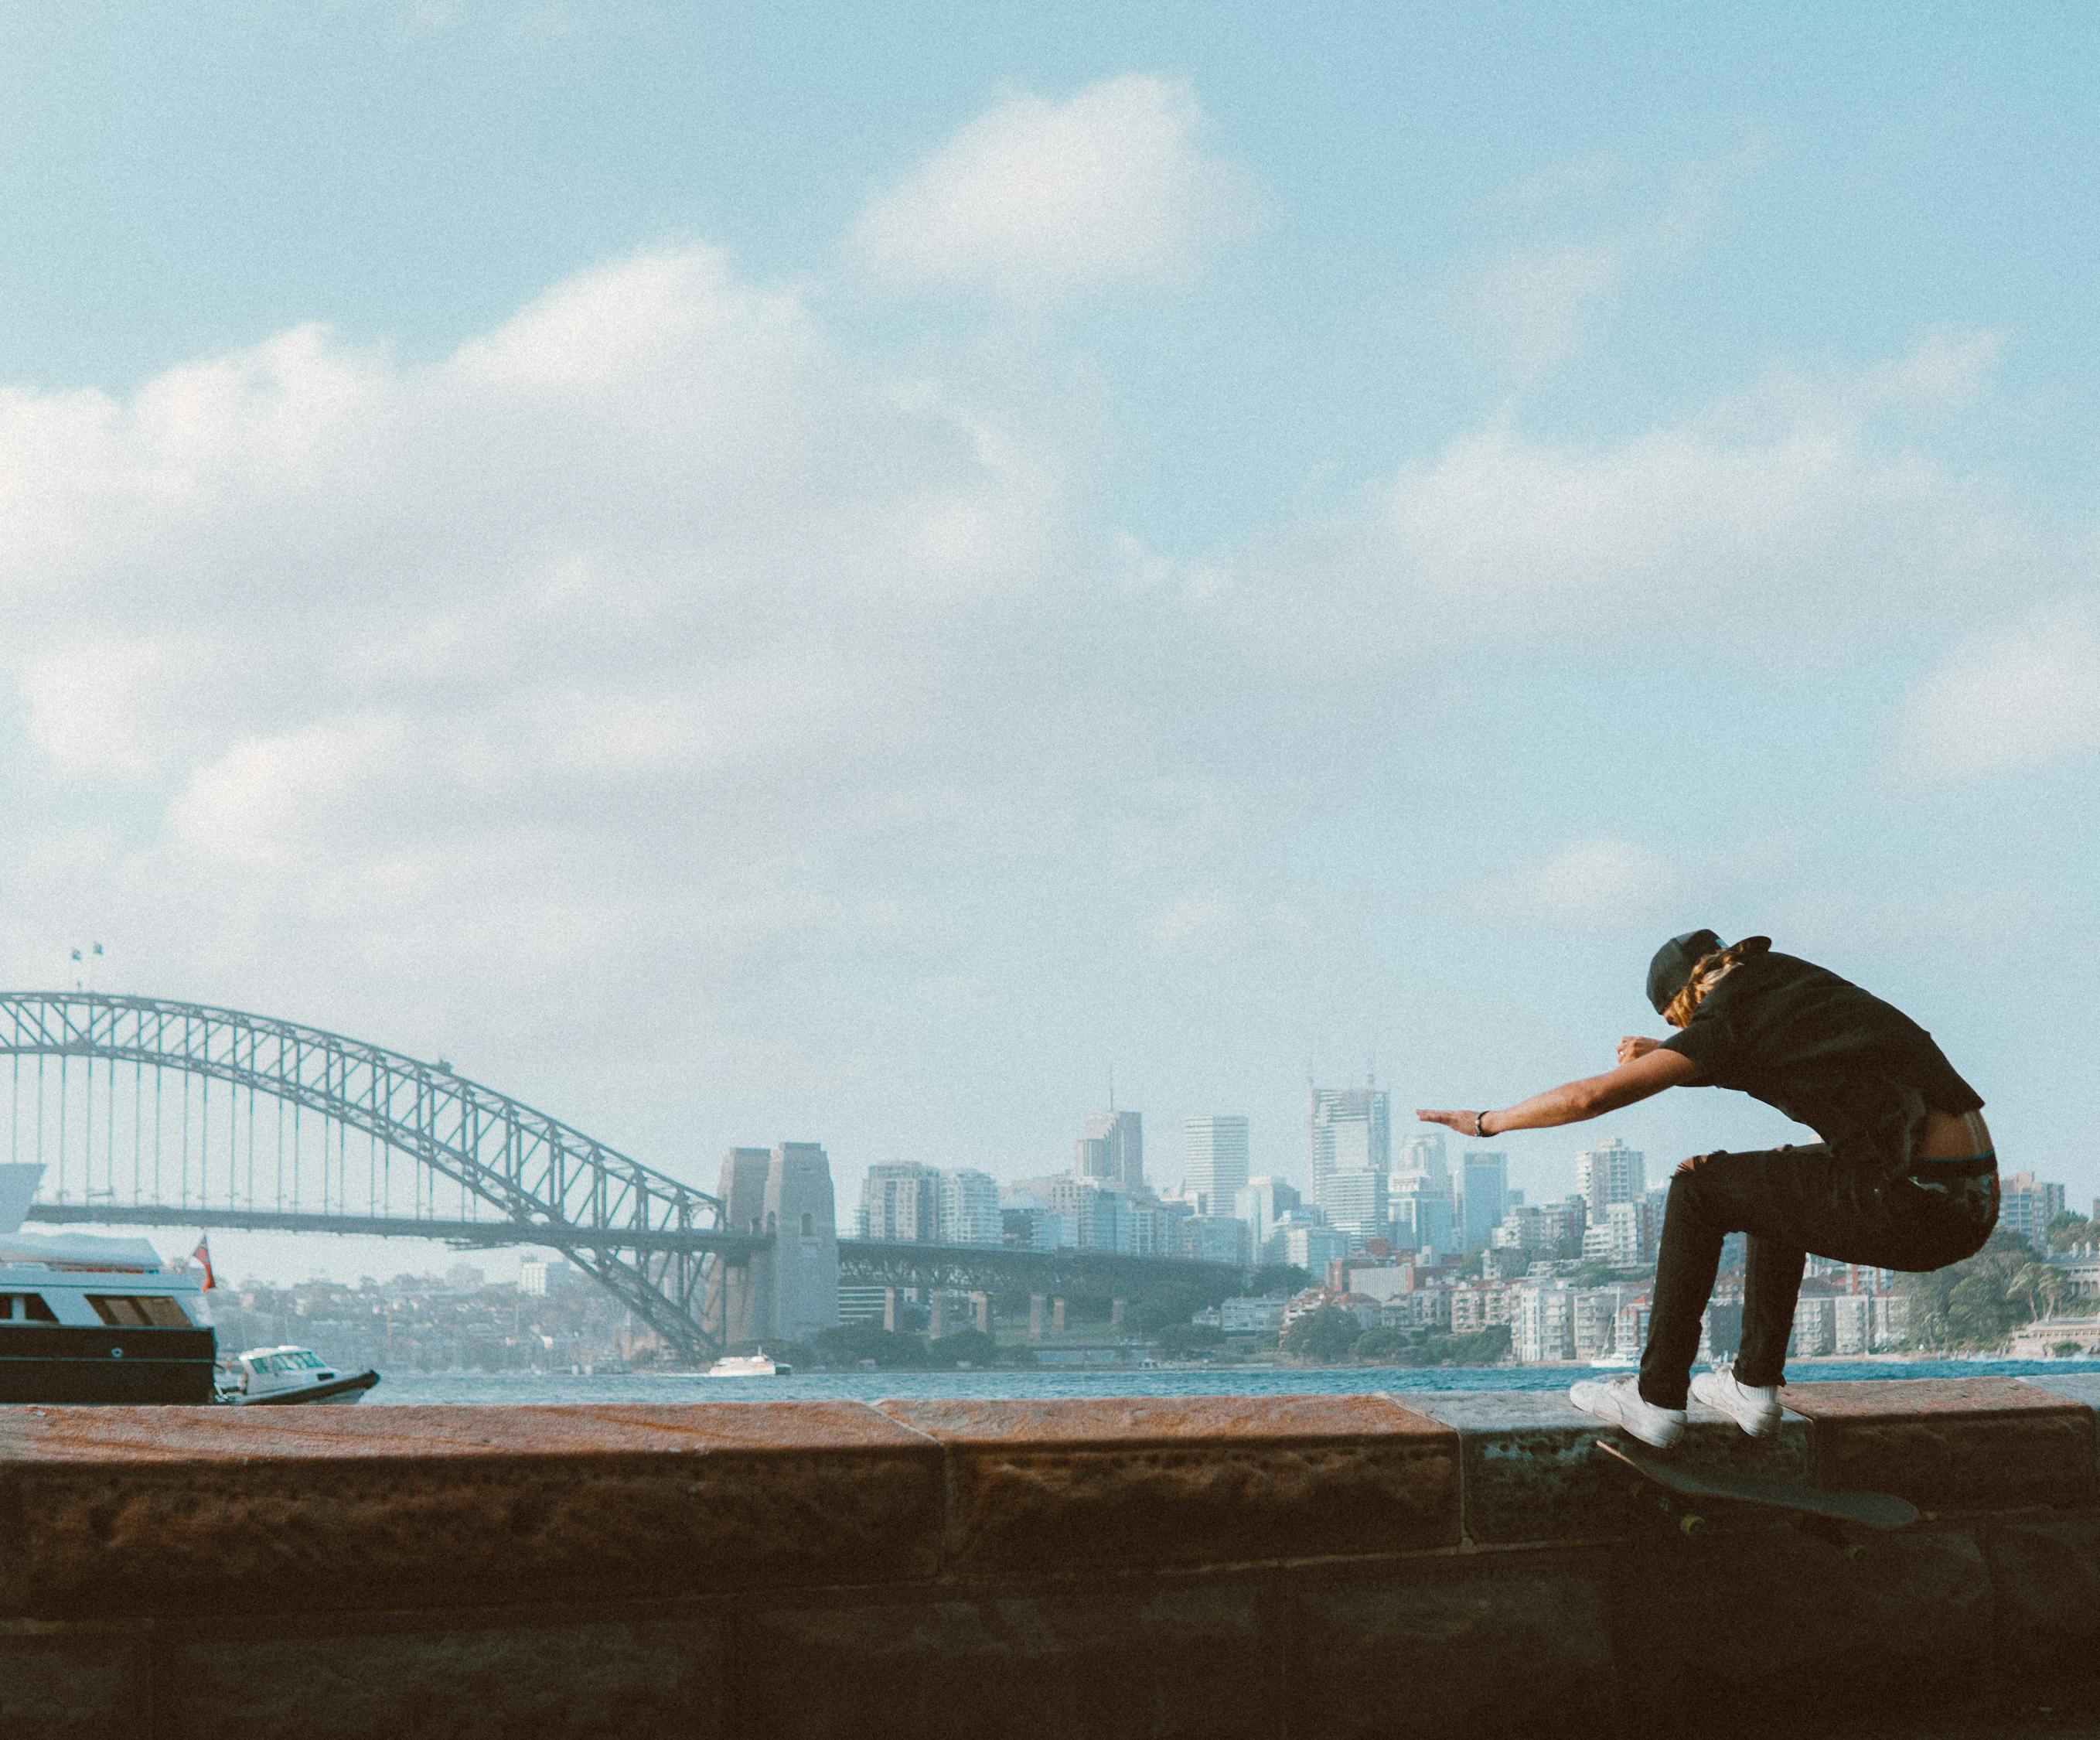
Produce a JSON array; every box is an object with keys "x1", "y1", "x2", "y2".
[{"x1": 368, "y1": 1357, "x2": 2100, "y2": 1406}]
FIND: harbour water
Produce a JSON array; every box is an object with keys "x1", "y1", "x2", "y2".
[{"x1": 370, "y1": 1356, "x2": 2100, "y2": 1406}]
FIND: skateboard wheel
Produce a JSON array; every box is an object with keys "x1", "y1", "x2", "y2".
[
  {"x1": 1845, "y1": 1542, "x2": 1865, "y2": 1562},
  {"x1": 1679, "y1": 1514, "x2": 1706, "y2": 1537}
]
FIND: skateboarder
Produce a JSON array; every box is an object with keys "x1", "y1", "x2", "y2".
[{"x1": 1418, "y1": 930, "x2": 1999, "y2": 1448}]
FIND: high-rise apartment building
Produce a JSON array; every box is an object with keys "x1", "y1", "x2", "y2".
[
  {"x1": 1077, "y1": 1109, "x2": 1144, "y2": 1193},
  {"x1": 1462, "y1": 1150, "x2": 1509, "y2": 1251},
  {"x1": 936, "y1": 1169, "x2": 1003, "y2": 1245},
  {"x1": 1577, "y1": 1138, "x2": 1646, "y2": 1220},
  {"x1": 1395, "y1": 1131, "x2": 1449, "y2": 1190},
  {"x1": 2001, "y1": 1172, "x2": 2067, "y2": 1246},
  {"x1": 1181, "y1": 1115, "x2": 1250, "y2": 1213},
  {"x1": 858, "y1": 1162, "x2": 939, "y2": 1241},
  {"x1": 1308, "y1": 1083, "x2": 1389, "y2": 1214}
]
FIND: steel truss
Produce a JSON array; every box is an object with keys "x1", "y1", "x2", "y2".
[{"x1": 0, "y1": 992, "x2": 741, "y2": 1361}]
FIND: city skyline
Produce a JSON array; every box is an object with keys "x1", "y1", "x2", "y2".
[{"x1": 3, "y1": 9, "x2": 2090, "y2": 1285}]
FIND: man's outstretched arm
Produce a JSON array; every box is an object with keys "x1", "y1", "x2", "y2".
[{"x1": 1418, "y1": 1046, "x2": 1699, "y2": 1138}]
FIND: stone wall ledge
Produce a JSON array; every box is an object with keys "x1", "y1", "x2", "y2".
[
  {"x1": 2, "y1": 1378, "x2": 2098, "y2": 1737},
  {"x1": 0, "y1": 1377, "x2": 2091, "y2": 1624}
]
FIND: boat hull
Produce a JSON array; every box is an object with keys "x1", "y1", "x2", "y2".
[
  {"x1": 0, "y1": 1326, "x2": 219, "y2": 1404},
  {"x1": 230, "y1": 1368, "x2": 381, "y2": 1405}
]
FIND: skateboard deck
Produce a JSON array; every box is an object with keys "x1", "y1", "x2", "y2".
[{"x1": 1594, "y1": 1437, "x2": 1918, "y2": 1530}]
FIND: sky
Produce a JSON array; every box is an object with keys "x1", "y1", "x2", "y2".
[{"x1": 2, "y1": 4, "x2": 2097, "y2": 1282}]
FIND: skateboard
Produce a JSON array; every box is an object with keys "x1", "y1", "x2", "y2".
[{"x1": 1593, "y1": 1437, "x2": 1919, "y2": 1536}]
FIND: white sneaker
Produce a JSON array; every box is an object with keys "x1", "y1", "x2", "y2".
[
  {"x1": 1568, "y1": 1377, "x2": 1685, "y2": 1449},
  {"x1": 1691, "y1": 1364, "x2": 1781, "y2": 1438}
]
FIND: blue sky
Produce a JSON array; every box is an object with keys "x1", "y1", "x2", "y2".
[{"x1": 2, "y1": 5, "x2": 2095, "y2": 1280}]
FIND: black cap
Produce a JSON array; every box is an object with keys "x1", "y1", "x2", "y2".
[{"x1": 1646, "y1": 929, "x2": 1723, "y2": 1015}]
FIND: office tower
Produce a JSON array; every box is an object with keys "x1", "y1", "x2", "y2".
[
  {"x1": 1576, "y1": 1138, "x2": 1646, "y2": 1220},
  {"x1": 1396, "y1": 1131, "x2": 1449, "y2": 1190},
  {"x1": 1324, "y1": 1167, "x2": 1389, "y2": 1240},
  {"x1": 859, "y1": 1162, "x2": 939, "y2": 1241},
  {"x1": 1462, "y1": 1150, "x2": 1509, "y2": 1252},
  {"x1": 1077, "y1": 1109, "x2": 1144, "y2": 1192},
  {"x1": 1236, "y1": 1175, "x2": 1301, "y2": 1250},
  {"x1": 936, "y1": 1169, "x2": 1004, "y2": 1245},
  {"x1": 1308, "y1": 1083, "x2": 1389, "y2": 1213},
  {"x1": 1181, "y1": 1116, "x2": 1251, "y2": 1214},
  {"x1": 1391, "y1": 1177, "x2": 1454, "y2": 1255}
]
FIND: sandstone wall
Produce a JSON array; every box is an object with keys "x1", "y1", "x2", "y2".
[{"x1": 1, "y1": 1375, "x2": 2095, "y2": 1738}]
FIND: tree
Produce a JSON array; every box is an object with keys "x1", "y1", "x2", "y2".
[
  {"x1": 926, "y1": 1326, "x2": 997, "y2": 1368},
  {"x1": 1154, "y1": 1322, "x2": 1226, "y2": 1358},
  {"x1": 1281, "y1": 1305, "x2": 1360, "y2": 1363},
  {"x1": 1352, "y1": 1327, "x2": 1407, "y2": 1363},
  {"x1": 1249, "y1": 1264, "x2": 1311, "y2": 1298},
  {"x1": 2047, "y1": 1209, "x2": 2095, "y2": 1254},
  {"x1": 1897, "y1": 1231, "x2": 2059, "y2": 1351},
  {"x1": 1127, "y1": 1285, "x2": 1209, "y2": 1336},
  {"x1": 810, "y1": 1322, "x2": 928, "y2": 1369}
]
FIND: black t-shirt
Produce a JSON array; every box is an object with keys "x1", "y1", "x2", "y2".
[{"x1": 1657, "y1": 943, "x2": 1982, "y2": 1164}]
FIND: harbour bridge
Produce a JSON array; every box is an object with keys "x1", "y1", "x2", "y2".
[{"x1": 0, "y1": 992, "x2": 1246, "y2": 1361}]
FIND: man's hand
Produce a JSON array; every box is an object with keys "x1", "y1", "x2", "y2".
[
  {"x1": 1617, "y1": 1035, "x2": 1662, "y2": 1064},
  {"x1": 1416, "y1": 1109, "x2": 1481, "y2": 1136}
]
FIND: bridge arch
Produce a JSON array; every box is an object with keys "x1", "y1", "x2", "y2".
[{"x1": 0, "y1": 991, "x2": 748, "y2": 1360}]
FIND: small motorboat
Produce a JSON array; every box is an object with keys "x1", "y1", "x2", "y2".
[
  {"x1": 218, "y1": 1344, "x2": 380, "y2": 1405},
  {"x1": 705, "y1": 1349, "x2": 793, "y2": 1377}
]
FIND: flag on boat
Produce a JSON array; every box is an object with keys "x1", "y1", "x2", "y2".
[{"x1": 192, "y1": 1239, "x2": 216, "y2": 1291}]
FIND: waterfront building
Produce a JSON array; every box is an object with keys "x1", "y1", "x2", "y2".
[
  {"x1": 1512, "y1": 1278, "x2": 1576, "y2": 1363},
  {"x1": 1343, "y1": 1264, "x2": 1413, "y2": 1304},
  {"x1": 2000, "y1": 1172, "x2": 2068, "y2": 1246},
  {"x1": 1790, "y1": 1295, "x2": 1836, "y2": 1357},
  {"x1": 1181, "y1": 1116, "x2": 1251, "y2": 1213},
  {"x1": 936, "y1": 1169, "x2": 1003, "y2": 1245},
  {"x1": 1572, "y1": 1285, "x2": 1642, "y2": 1360},
  {"x1": 1833, "y1": 1293, "x2": 1871, "y2": 1356},
  {"x1": 1449, "y1": 1282, "x2": 1513, "y2": 1334},
  {"x1": 1219, "y1": 1295, "x2": 1289, "y2": 1334},
  {"x1": 837, "y1": 1284, "x2": 889, "y2": 1325},
  {"x1": 859, "y1": 1162, "x2": 939, "y2": 1242},
  {"x1": 1078, "y1": 1109, "x2": 1145, "y2": 1192},
  {"x1": 1381, "y1": 1290, "x2": 1451, "y2": 1331},
  {"x1": 1611, "y1": 1297, "x2": 1650, "y2": 1360},
  {"x1": 1580, "y1": 1200, "x2": 1649, "y2": 1269},
  {"x1": 1492, "y1": 1198, "x2": 1587, "y2": 1261},
  {"x1": 1462, "y1": 1150, "x2": 1509, "y2": 1252},
  {"x1": 1307, "y1": 1083, "x2": 1389, "y2": 1216},
  {"x1": 1577, "y1": 1138, "x2": 1646, "y2": 1221}
]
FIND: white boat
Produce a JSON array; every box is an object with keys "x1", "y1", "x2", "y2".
[
  {"x1": 706, "y1": 1349, "x2": 793, "y2": 1377},
  {"x1": 218, "y1": 1344, "x2": 380, "y2": 1405},
  {"x1": 0, "y1": 1163, "x2": 219, "y2": 1404}
]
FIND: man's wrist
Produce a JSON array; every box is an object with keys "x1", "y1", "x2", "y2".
[{"x1": 1476, "y1": 1110, "x2": 1495, "y2": 1138}]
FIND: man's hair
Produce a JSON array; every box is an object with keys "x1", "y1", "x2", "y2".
[{"x1": 1662, "y1": 938, "x2": 1767, "y2": 1029}]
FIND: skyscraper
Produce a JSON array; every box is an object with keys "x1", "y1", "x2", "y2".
[
  {"x1": 859, "y1": 1162, "x2": 939, "y2": 1241},
  {"x1": 1181, "y1": 1115, "x2": 1250, "y2": 1213},
  {"x1": 1236, "y1": 1175, "x2": 1301, "y2": 1250},
  {"x1": 1577, "y1": 1138, "x2": 1645, "y2": 1220},
  {"x1": 1462, "y1": 1150, "x2": 1509, "y2": 1252},
  {"x1": 1308, "y1": 1083, "x2": 1389, "y2": 1214},
  {"x1": 1079, "y1": 1109, "x2": 1144, "y2": 1193}
]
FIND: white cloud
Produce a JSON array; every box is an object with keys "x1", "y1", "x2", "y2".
[
  {"x1": 1253, "y1": 329, "x2": 2036, "y2": 661},
  {"x1": 1902, "y1": 609, "x2": 2100, "y2": 776},
  {"x1": 1470, "y1": 243, "x2": 1621, "y2": 384},
  {"x1": 1491, "y1": 839, "x2": 1673, "y2": 922},
  {"x1": 851, "y1": 74, "x2": 1259, "y2": 298}
]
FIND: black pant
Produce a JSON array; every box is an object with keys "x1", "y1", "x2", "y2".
[{"x1": 1637, "y1": 1145, "x2": 1999, "y2": 1410}]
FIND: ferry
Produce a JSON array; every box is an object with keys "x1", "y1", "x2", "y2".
[
  {"x1": 705, "y1": 1349, "x2": 793, "y2": 1377},
  {"x1": 0, "y1": 1164, "x2": 218, "y2": 1404},
  {"x1": 216, "y1": 1345, "x2": 380, "y2": 1405}
]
